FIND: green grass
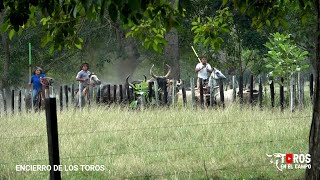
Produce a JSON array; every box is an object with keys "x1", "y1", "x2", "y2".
[{"x1": 0, "y1": 104, "x2": 313, "y2": 180}]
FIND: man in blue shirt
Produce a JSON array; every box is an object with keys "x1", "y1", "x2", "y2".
[{"x1": 29, "y1": 67, "x2": 45, "y2": 107}]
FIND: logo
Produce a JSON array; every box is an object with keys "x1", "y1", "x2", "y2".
[
  {"x1": 286, "y1": 154, "x2": 293, "y2": 164},
  {"x1": 266, "y1": 153, "x2": 311, "y2": 171}
]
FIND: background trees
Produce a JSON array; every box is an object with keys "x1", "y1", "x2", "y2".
[{"x1": 0, "y1": 0, "x2": 319, "y2": 177}]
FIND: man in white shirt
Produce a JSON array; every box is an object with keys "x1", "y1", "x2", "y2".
[{"x1": 195, "y1": 55, "x2": 213, "y2": 89}]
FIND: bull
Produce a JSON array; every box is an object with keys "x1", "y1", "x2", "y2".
[
  {"x1": 96, "y1": 75, "x2": 147, "y2": 104},
  {"x1": 148, "y1": 64, "x2": 182, "y2": 104}
]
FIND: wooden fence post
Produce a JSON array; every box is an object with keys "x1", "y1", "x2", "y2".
[
  {"x1": 11, "y1": 89, "x2": 14, "y2": 114},
  {"x1": 154, "y1": 81, "x2": 159, "y2": 106},
  {"x1": 163, "y1": 82, "x2": 168, "y2": 105},
  {"x1": 270, "y1": 80, "x2": 275, "y2": 108},
  {"x1": 126, "y1": 84, "x2": 131, "y2": 105},
  {"x1": 119, "y1": 85, "x2": 123, "y2": 103},
  {"x1": 298, "y1": 73, "x2": 304, "y2": 109},
  {"x1": 310, "y1": 74, "x2": 314, "y2": 102},
  {"x1": 190, "y1": 78, "x2": 196, "y2": 109},
  {"x1": 232, "y1": 76, "x2": 236, "y2": 102},
  {"x1": 24, "y1": 89, "x2": 29, "y2": 113},
  {"x1": 209, "y1": 78, "x2": 215, "y2": 107},
  {"x1": 3, "y1": 89, "x2": 7, "y2": 116},
  {"x1": 280, "y1": 77, "x2": 284, "y2": 112},
  {"x1": 113, "y1": 85, "x2": 117, "y2": 103},
  {"x1": 182, "y1": 80, "x2": 187, "y2": 107},
  {"x1": 71, "y1": 84, "x2": 74, "y2": 102},
  {"x1": 148, "y1": 82, "x2": 153, "y2": 104},
  {"x1": 99, "y1": 84, "x2": 103, "y2": 104},
  {"x1": 290, "y1": 76, "x2": 295, "y2": 112},
  {"x1": 106, "y1": 85, "x2": 111, "y2": 103},
  {"x1": 259, "y1": 76, "x2": 263, "y2": 109},
  {"x1": 59, "y1": 86, "x2": 63, "y2": 112},
  {"x1": 64, "y1": 85, "x2": 68, "y2": 109},
  {"x1": 219, "y1": 79, "x2": 225, "y2": 109},
  {"x1": 249, "y1": 75, "x2": 254, "y2": 105},
  {"x1": 18, "y1": 90, "x2": 22, "y2": 113},
  {"x1": 45, "y1": 97, "x2": 61, "y2": 180},
  {"x1": 199, "y1": 78, "x2": 204, "y2": 107},
  {"x1": 172, "y1": 80, "x2": 176, "y2": 107}
]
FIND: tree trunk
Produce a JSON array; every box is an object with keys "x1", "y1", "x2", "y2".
[
  {"x1": 114, "y1": 22, "x2": 140, "y2": 81},
  {"x1": 1, "y1": 33, "x2": 10, "y2": 89},
  {"x1": 164, "y1": 0, "x2": 180, "y2": 80},
  {"x1": 305, "y1": 0, "x2": 320, "y2": 179},
  {"x1": 164, "y1": 27, "x2": 180, "y2": 80},
  {"x1": 116, "y1": 38, "x2": 140, "y2": 81}
]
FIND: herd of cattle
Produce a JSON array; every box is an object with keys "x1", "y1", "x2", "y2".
[
  {"x1": 24, "y1": 64, "x2": 259, "y2": 110},
  {"x1": 93, "y1": 64, "x2": 259, "y2": 107}
]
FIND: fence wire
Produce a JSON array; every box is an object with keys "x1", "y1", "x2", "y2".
[
  {"x1": 0, "y1": 116, "x2": 311, "y2": 140},
  {"x1": 122, "y1": 164, "x2": 275, "y2": 179},
  {"x1": 0, "y1": 137, "x2": 307, "y2": 165}
]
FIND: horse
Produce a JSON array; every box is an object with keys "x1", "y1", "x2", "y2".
[
  {"x1": 25, "y1": 77, "x2": 54, "y2": 112},
  {"x1": 194, "y1": 68, "x2": 226, "y2": 106},
  {"x1": 74, "y1": 73, "x2": 101, "y2": 107}
]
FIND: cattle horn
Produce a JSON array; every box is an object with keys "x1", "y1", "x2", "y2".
[
  {"x1": 143, "y1": 75, "x2": 147, "y2": 82},
  {"x1": 126, "y1": 75, "x2": 135, "y2": 89},
  {"x1": 126, "y1": 75, "x2": 130, "y2": 84},
  {"x1": 150, "y1": 64, "x2": 158, "y2": 79},
  {"x1": 164, "y1": 64, "x2": 171, "y2": 78},
  {"x1": 177, "y1": 79, "x2": 182, "y2": 86}
]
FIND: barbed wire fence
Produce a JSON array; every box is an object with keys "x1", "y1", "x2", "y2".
[{"x1": 0, "y1": 113, "x2": 311, "y2": 178}]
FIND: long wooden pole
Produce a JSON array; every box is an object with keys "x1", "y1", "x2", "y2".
[{"x1": 191, "y1": 46, "x2": 202, "y2": 63}]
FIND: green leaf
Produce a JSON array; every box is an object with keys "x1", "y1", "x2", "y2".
[
  {"x1": 266, "y1": 64, "x2": 274, "y2": 69},
  {"x1": 73, "y1": 5, "x2": 78, "y2": 18},
  {"x1": 222, "y1": 0, "x2": 228, "y2": 5},
  {"x1": 191, "y1": 21, "x2": 198, "y2": 25},
  {"x1": 130, "y1": 100, "x2": 138, "y2": 108},
  {"x1": 49, "y1": 45, "x2": 55, "y2": 54},
  {"x1": 266, "y1": 20, "x2": 271, "y2": 26},
  {"x1": 75, "y1": 43, "x2": 82, "y2": 49},
  {"x1": 152, "y1": 28, "x2": 157, "y2": 33},
  {"x1": 78, "y1": 37, "x2": 84, "y2": 43},
  {"x1": 193, "y1": 36, "x2": 199, "y2": 44},
  {"x1": 204, "y1": 37, "x2": 211, "y2": 46},
  {"x1": 220, "y1": 27, "x2": 230, "y2": 33},
  {"x1": 152, "y1": 43, "x2": 158, "y2": 51},
  {"x1": 300, "y1": 51, "x2": 309, "y2": 56},
  {"x1": 274, "y1": 19, "x2": 279, "y2": 27},
  {"x1": 9, "y1": 29, "x2": 15, "y2": 40}
]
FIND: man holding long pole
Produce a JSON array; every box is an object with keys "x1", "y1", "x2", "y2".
[{"x1": 192, "y1": 46, "x2": 213, "y2": 89}]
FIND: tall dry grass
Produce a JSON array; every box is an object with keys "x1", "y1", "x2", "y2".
[{"x1": 0, "y1": 103, "x2": 312, "y2": 179}]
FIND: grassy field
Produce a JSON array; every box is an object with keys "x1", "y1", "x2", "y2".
[{"x1": 0, "y1": 103, "x2": 313, "y2": 180}]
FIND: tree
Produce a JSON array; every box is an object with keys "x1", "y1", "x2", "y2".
[
  {"x1": 231, "y1": 0, "x2": 319, "y2": 178},
  {"x1": 0, "y1": 0, "x2": 188, "y2": 54},
  {"x1": 0, "y1": 0, "x2": 319, "y2": 178},
  {"x1": 264, "y1": 32, "x2": 309, "y2": 84}
]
